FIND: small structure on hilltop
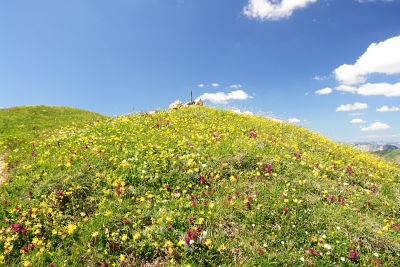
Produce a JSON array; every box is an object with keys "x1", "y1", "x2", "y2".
[{"x1": 168, "y1": 90, "x2": 203, "y2": 110}]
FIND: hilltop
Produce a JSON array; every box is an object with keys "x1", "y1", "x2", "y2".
[
  {"x1": 0, "y1": 106, "x2": 399, "y2": 266},
  {"x1": 0, "y1": 105, "x2": 106, "y2": 151}
]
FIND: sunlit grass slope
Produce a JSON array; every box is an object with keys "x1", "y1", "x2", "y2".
[
  {"x1": 1, "y1": 107, "x2": 400, "y2": 266},
  {"x1": 0, "y1": 105, "x2": 106, "y2": 150},
  {"x1": 374, "y1": 149, "x2": 400, "y2": 163}
]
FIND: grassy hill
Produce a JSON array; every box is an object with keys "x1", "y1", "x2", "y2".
[
  {"x1": 374, "y1": 149, "x2": 400, "y2": 163},
  {"x1": 0, "y1": 105, "x2": 106, "y2": 151},
  {"x1": 0, "y1": 107, "x2": 399, "y2": 266}
]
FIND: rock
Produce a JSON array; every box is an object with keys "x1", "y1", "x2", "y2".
[
  {"x1": 168, "y1": 100, "x2": 183, "y2": 110},
  {"x1": 194, "y1": 97, "x2": 203, "y2": 106}
]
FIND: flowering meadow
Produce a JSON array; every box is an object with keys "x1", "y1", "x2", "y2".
[{"x1": 1, "y1": 106, "x2": 400, "y2": 266}]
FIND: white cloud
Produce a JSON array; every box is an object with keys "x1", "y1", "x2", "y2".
[
  {"x1": 335, "y1": 84, "x2": 358, "y2": 93},
  {"x1": 350, "y1": 118, "x2": 366, "y2": 124},
  {"x1": 356, "y1": 0, "x2": 393, "y2": 3},
  {"x1": 315, "y1": 87, "x2": 332, "y2": 95},
  {"x1": 336, "y1": 102, "x2": 368, "y2": 112},
  {"x1": 313, "y1": 75, "x2": 328, "y2": 81},
  {"x1": 243, "y1": 0, "x2": 318, "y2": 21},
  {"x1": 357, "y1": 82, "x2": 400, "y2": 97},
  {"x1": 287, "y1": 118, "x2": 300, "y2": 123},
  {"x1": 361, "y1": 133, "x2": 400, "y2": 139},
  {"x1": 231, "y1": 108, "x2": 254, "y2": 115},
  {"x1": 377, "y1": 105, "x2": 400, "y2": 112},
  {"x1": 198, "y1": 84, "x2": 205, "y2": 88},
  {"x1": 361, "y1": 121, "x2": 391, "y2": 131},
  {"x1": 334, "y1": 35, "x2": 400, "y2": 85},
  {"x1": 200, "y1": 90, "x2": 251, "y2": 104},
  {"x1": 229, "y1": 84, "x2": 242, "y2": 89},
  {"x1": 211, "y1": 83, "x2": 220, "y2": 87}
]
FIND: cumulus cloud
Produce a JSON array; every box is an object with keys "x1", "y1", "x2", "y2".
[
  {"x1": 361, "y1": 121, "x2": 391, "y2": 131},
  {"x1": 377, "y1": 105, "x2": 400, "y2": 112},
  {"x1": 200, "y1": 90, "x2": 251, "y2": 104},
  {"x1": 336, "y1": 102, "x2": 368, "y2": 112},
  {"x1": 315, "y1": 87, "x2": 332, "y2": 95},
  {"x1": 350, "y1": 118, "x2": 366, "y2": 124},
  {"x1": 243, "y1": 0, "x2": 318, "y2": 21},
  {"x1": 357, "y1": 82, "x2": 400, "y2": 97},
  {"x1": 198, "y1": 84, "x2": 205, "y2": 88},
  {"x1": 211, "y1": 83, "x2": 220, "y2": 87},
  {"x1": 231, "y1": 109, "x2": 254, "y2": 115},
  {"x1": 287, "y1": 118, "x2": 300, "y2": 123},
  {"x1": 334, "y1": 35, "x2": 400, "y2": 85}
]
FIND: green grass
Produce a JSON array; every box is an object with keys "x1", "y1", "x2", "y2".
[
  {"x1": 0, "y1": 105, "x2": 106, "y2": 151},
  {"x1": 0, "y1": 106, "x2": 399, "y2": 266},
  {"x1": 373, "y1": 149, "x2": 400, "y2": 163}
]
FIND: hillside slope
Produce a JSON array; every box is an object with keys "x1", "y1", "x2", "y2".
[
  {"x1": 0, "y1": 105, "x2": 106, "y2": 150},
  {"x1": 0, "y1": 107, "x2": 399, "y2": 266},
  {"x1": 374, "y1": 149, "x2": 400, "y2": 163}
]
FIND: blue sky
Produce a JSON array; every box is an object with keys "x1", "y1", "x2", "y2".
[{"x1": 1, "y1": 0, "x2": 400, "y2": 142}]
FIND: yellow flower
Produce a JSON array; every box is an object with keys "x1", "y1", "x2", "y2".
[
  {"x1": 121, "y1": 234, "x2": 128, "y2": 241},
  {"x1": 66, "y1": 223, "x2": 77, "y2": 234},
  {"x1": 120, "y1": 254, "x2": 125, "y2": 261},
  {"x1": 23, "y1": 260, "x2": 32, "y2": 267},
  {"x1": 92, "y1": 232, "x2": 99, "y2": 238},
  {"x1": 133, "y1": 232, "x2": 140, "y2": 240},
  {"x1": 198, "y1": 218, "x2": 204, "y2": 225}
]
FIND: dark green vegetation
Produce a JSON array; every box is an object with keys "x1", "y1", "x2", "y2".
[
  {"x1": 374, "y1": 149, "x2": 400, "y2": 163},
  {"x1": 0, "y1": 106, "x2": 399, "y2": 266},
  {"x1": 0, "y1": 105, "x2": 106, "y2": 151}
]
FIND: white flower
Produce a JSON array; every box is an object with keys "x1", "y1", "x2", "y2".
[
  {"x1": 323, "y1": 244, "x2": 332, "y2": 250},
  {"x1": 202, "y1": 164, "x2": 206, "y2": 167},
  {"x1": 341, "y1": 257, "x2": 345, "y2": 261},
  {"x1": 374, "y1": 252, "x2": 379, "y2": 257},
  {"x1": 305, "y1": 231, "x2": 309, "y2": 234},
  {"x1": 189, "y1": 240, "x2": 194, "y2": 245},
  {"x1": 281, "y1": 241, "x2": 285, "y2": 245},
  {"x1": 300, "y1": 257, "x2": 305, "y2": 262},
  {"x1": 180, "y1": 241, "x2": 186, "y2": 245},
  {"x1": 263, "y1": 243, "x2": 267, "y2": 248},
  {"x1": 336, "y1": 227, "x2": 341, "y2": 230}
]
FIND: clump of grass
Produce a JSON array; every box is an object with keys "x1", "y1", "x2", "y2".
[{"x1": 0, "y1": 106, "x2": 399, "y2": 266}]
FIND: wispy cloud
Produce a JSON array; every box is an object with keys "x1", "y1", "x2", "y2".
[{"x1": 350, "y1": 118, "x2": 366, "y2": 124}]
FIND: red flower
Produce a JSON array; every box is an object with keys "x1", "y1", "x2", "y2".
[
  {"x1": 349, "y1": 251, "x2": 357, "y2": 259},
  {"x1": 188, "y1": 217, "x2": 194, "y2": 223}
]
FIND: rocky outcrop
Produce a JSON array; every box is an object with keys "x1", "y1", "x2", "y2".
[
  {"x1": 169, "y1": 98, "x2": 203, "y2": 110},
  {"x1": 168, "y1": 100, "x2": 183, "y2": 110}
]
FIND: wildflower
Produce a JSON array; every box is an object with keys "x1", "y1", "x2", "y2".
[
  {"x1": 258, "y1": 249, "x2": 264, "y2": 253},
  {"x1": 92, "y1": 232, "x2": 99, "y2": 238},
  {"x1": 66, "y1": 223, "x2": 77, "y2": 234},
  {"x1": 340, "y1": 257, "x2": 345, "y2": 262},
  {"x1": 349, "y1": 251, "x2": 357, "y2": 259},
  {"x1": 120, "y1": 254, "x2": 126, "y2": 261},
  {"x1": 188, "y1": 217, "x2": 194, "y2": 223}
]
